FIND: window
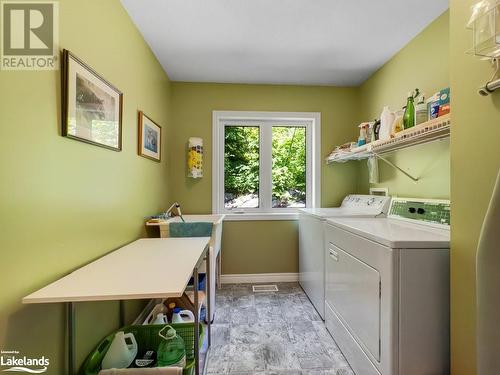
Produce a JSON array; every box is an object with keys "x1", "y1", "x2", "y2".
[{"x1": 213, "y1": 111, "x2": 320, "y2": 220}]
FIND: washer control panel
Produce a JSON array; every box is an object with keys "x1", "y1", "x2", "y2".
[{"x1": 389, "y1": 198, "x2": 450, "y2": 226}]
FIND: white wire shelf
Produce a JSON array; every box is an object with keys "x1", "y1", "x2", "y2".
[{"x1": 326, "y1": 114, "x2": 450, "y2": 164}]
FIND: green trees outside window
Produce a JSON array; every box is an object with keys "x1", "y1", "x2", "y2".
[
  {"x1": 224, "y1": 125, "x2": 306, "y2": 209},
  {"x1": 272, "y1": 126, "x2": 306, "y2": 208}
]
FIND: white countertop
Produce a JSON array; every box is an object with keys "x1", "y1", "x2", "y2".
[
  {"x1": 23, "y1": 238, "x2": 210, "y2": 304},
  {"x1": 326, "y1": 217, "x2": 450, "y2": 248}
]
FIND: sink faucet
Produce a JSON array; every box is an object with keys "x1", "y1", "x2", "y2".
[{"x1": 165, "y1": 202, "x2": 185, "y2": 222}]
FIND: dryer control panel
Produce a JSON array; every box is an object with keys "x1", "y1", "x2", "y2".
[{"x1": 341, "y1": 195, "x2": 391, "y2": 213}]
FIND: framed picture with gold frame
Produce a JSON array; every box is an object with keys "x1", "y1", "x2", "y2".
[
  {"x1": 138, "y1": 111, "x2": 162, "y2": 162},
  {"x1": 61, "y1": 49, "x2": 123, "y2": 151}
]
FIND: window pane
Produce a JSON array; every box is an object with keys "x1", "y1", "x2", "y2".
[
  {"x1": 224, "y1": 126, "x2": 260, "y2": 209},
  {"x1": 272, "y1": 126, "x2": 306, "y2": 208}
]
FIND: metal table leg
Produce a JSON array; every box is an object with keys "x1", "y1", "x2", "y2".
[
  {"x1": 119, "y1": 300, "x2": 125, "y2": 327},
  {"x1": 206, "y1": 250, "x2": 211, "y2": 346},
  {"x1": 217, "y1": 252, "x2": 222, "y2": 289},
  {"x1": 66, "y1": 302, "x2": 75, "y2": 375},
  {"x1": 193, "y1": 266, "x2": 199, "y2": 375}
]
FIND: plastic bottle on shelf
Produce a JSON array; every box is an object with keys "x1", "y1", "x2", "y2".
[
  {"x1": 415, "y1": 94, "x2": 428, "y2": 125},
  {"x1": 372, "y1": 119, "x2": 381, "y2": 140},
  {"x1": 171, "y1": 308, "x2": 195, "y2": 324},
  {"x1": 152, "y1": 313, "x2": 168, "y2": 325},
  {"x1": 357, "y1": 123, "x2": 368, "y2": 146},
  {"x1": 143, "y1": 303, "x2": 168, "y2": 325},
  {"x1": 166, "y1": 302, "x2": 176, "y2": 322},
  {"x1": 379, "y1": 106, "x2": 395, "y2": 140},
  {"x1": 391, "y1": 109, "x2": 405, "y2": 137}
]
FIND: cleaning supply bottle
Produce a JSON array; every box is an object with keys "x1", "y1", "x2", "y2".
[
  {"x1": 152, "y1": 312, "x2": 168, "y2": 325},
  {"x1": 357, "y1": 123, "x2": 367, "y2": 146},
  {"x1": 157, "y1": 325, "x2": 186, "y2": 368},
  {"x1": 403, "y1": 92, "x2": 416, "y2": 129},
  {"x1": 476, "y1": 170, "x2": 500, "y2": 374},
  {"x1": 166, "y1": 302, "x2": 176, "y2": 322},
  {"x1": 391, "y1": 109, "x2": 405, "y2": 137},
  {"x1": 415, "y1": 94, "x2": 428, "y2": 125},
  {"x1": 171, "y1": 308, "x2": 195, "y2": 324},
  {"x1": 379, "y1": 106, "x2": 395, "y2": 140},
  {"x1": 373, "y1": 119, "x2": 381, "y2": 141},
  {"x1": 367, "y1": 121, "x2": 376, "y2": 143},
  {"x1": 102, "y1": 331, "x2": 138, "y2": 369}
]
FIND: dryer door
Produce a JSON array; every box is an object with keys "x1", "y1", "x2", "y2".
[{"x1": 326, "y1": 242, "x2": 381, "y2": 361}]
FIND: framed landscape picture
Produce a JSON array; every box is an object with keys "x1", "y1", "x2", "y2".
[
  {"x1": 62, "y1": 49, "x2": 123, "y2": 151},
  {"x1": 138, "y1": 111, "x2": 161, "y2": 162}
]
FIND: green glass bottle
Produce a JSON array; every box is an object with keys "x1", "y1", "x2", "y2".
[{"x1": 403, "y1": 92, "x2": 415, "y2": 129}]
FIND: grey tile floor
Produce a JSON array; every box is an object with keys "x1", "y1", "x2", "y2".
[{"x1": 206, "y1": 283, "x2": 354, "y2": 375}]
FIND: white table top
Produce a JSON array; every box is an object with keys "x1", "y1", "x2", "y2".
[{"x1": 23, "y1": 238, "x2": 210, "y2": 304}]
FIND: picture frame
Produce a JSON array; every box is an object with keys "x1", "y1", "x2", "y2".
[
  {"x1": 138, "y1": 111, "x2": 162, "y2": 162},
  {"x1": 61, "y1": 49, "x2": 123, "y2": 151}
]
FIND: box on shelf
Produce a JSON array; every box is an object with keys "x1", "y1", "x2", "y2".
[{"x1": 428, "y1": 88, "x2": 450, "y2": 119}]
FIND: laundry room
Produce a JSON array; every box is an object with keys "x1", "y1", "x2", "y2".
[{"x1": 0, "y1": 1, "x2": 499, "y2": 375}]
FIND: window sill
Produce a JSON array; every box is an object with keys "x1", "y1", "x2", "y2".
[{"x1": 220, "y1": 212, "x2": 299, "y2": 221}]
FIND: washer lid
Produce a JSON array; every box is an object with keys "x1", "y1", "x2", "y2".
[{"x1": 326, "y1": 217, "x2": 450, "y2": 248}]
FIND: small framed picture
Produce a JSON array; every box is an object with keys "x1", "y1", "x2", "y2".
[
  {"x1": 138, "y1": 111, "x2": 162, "y2": 162},
  {"x1": 62, "y1": 49, "x2": 123, "y2": 151}
]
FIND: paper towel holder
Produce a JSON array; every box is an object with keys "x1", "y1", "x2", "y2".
[{"x1": 187, "y1": 137, "x2": 203, "y2": 178}]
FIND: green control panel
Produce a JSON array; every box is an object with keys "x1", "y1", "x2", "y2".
[{"x1": 389, "y1": 198, "x2": 450, "y2": 226}]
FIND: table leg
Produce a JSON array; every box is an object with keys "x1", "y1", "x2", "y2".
[
  {"x1": 119, "y1": 300, "x2": 125, "y2": 327},
  {"x1": 66, "y1": 302, "x2": 75, "y2": 375},
  {"x1": 206, "y1": 250, "x2": 211, "y2": 346},
  {"x1": 193, "y1": 267, "x2": 199, "y2": 375},
  {"x1": 217, "y1": 251, "x2": 222, "y2": 289}
]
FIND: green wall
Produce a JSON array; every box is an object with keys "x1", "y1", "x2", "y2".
[
  {"x1": 357, "y1": 12, "x2": 450, "y2": 199},
  {"x1": 450, "y1": 1, "x2": 500, "y2": 374},
  {"x1": 0, "y1": 0, "x2": 172, "y2": 372},
  {"x1": 170, "y1": 82, "x2": 360, "y2": 274}
]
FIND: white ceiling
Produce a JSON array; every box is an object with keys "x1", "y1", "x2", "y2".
[{"x1": 121, "y1": 0, "x2": 448, "y2": 86}]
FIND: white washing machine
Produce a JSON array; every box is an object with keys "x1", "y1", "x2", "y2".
[
  {"x1": 324, "y1": 198, "x2": 450, "y2": 375},
  {"x1": 299, "y1": 195, "x2": 391, "y2": 319}
]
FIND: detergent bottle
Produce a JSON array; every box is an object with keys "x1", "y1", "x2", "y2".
[{"x1": 157, "y1": 325, "x2": 186, "y2": 368}]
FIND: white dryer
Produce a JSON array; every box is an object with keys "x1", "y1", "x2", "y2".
[
  {"x1": 299, "y1": 195, "x2": 391, "y2": 319},
  {"x1": 324, "y1": 198, "x2": 450, "y2": 375}
]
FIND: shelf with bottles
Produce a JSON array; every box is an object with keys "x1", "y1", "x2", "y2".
[{"x1": 326, "y1": 114, "x2": 450, "y2": 164}]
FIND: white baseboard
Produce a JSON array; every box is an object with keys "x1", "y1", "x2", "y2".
[{"x1": 221, "y1": 272, "x2": 299, "y2": 284}]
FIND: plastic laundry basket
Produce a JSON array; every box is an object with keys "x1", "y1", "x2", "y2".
[{"x1": 79, "y1": 323, "x2": 203, "y2": 375}]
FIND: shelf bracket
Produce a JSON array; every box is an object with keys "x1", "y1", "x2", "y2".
[{"x1": 373, "y1": 153, "x2": 419, "y2": 183}]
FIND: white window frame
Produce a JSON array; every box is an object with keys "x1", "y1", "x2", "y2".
[{"x1": 212, "y1": 111, "x2": 321, "y2": 221}]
